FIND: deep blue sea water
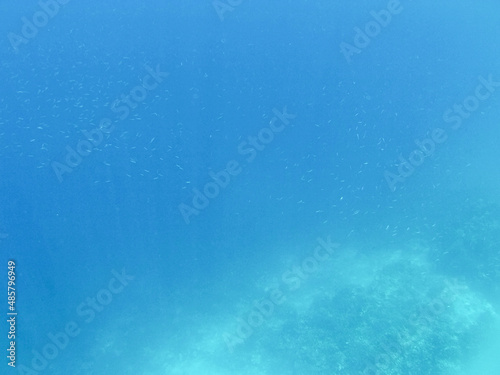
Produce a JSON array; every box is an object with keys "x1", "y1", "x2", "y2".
[{"x1": 1, "y1": 1, "x2": 499, "y2": 374}]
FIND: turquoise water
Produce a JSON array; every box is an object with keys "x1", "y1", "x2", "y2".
[{"x1": 1, "y1": 1, "x2": 499, "y2": 374}]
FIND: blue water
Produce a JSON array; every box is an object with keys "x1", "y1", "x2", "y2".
[{"x1": 1, "y1": 1, "x2": 499, "y2": 374}]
